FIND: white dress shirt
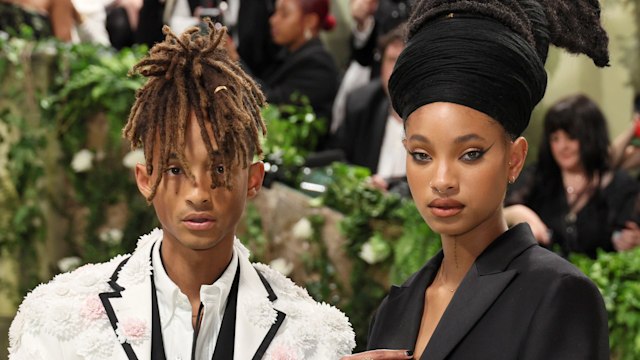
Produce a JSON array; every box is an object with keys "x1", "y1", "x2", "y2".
[
  {"x1": 376, "y1": 114, "x2": 406, "y2": 179},
  {"x1": 152, "y1": 241, "x2": 238, "y2": 360}
]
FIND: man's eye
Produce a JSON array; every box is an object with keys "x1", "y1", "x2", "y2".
[
  {"x1": 167, "y1": 167, "x2": 182, "y2": 175},
  {"x1": 215, "y1": 165, "x2": 225, "y2": 174}
]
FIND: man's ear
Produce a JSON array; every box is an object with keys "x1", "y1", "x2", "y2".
[
  {"x1": 135, "y1": 163, "x2": 153, "y2": 201},
  {"x1": 508, "y1": 137, "x2": 528, "y2": 182},
  {"x1": 247, "y1": 161, "x2": 265, "y2": 199}
]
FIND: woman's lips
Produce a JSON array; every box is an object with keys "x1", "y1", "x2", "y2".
[{"x1": 428, "y1": 199, "x2": 464, "y2": 218}]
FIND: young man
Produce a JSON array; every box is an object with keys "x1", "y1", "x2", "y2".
[{"x1": 9, "y1": 21, "x2": 355, "y2": 360}]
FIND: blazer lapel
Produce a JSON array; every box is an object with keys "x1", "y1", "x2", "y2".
[
  {"x1": 99, "y1": 241, "x2": 156, "y2": 360},
  {"x1": 233, "y1": 245, "x2": 286, "y2": 360},
  {"x1": 367, "y1": 253, "x2": 442, "y2": 350},
  {"x1": 422, "y1": 224, "x2": 536, "y2": 360}
]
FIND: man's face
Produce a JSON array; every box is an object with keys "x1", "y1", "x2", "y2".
[
  {"x1": 381, "y1": 39, "x2": 405, "y2": 96},
  {"x1": 135, "y1": 112, "x2": 264, "y2": 255}
]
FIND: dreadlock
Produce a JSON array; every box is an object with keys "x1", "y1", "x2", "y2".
[{"x1": 122, "y1": 19, "x2": 267, "y2": 201}]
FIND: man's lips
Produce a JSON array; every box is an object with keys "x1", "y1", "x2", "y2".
[
  {"x1": 182, "y1": 213, "x2": 216, "y2": 230},
  {"x1": 428, "y1": 199, "x2": 464, "y2": 218}
]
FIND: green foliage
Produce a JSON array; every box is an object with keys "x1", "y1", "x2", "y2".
[
  {"x1": 261, "y1": 94, "x2": 326, "y2": 185},
  {"x1": 572, "y1": 248, "x2": 640, "y2": 360},
  {"x1": 321, "y1": 162, "x2": 441, "y2": 350}
]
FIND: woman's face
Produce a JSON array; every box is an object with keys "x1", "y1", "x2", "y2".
[
  {"x1": 404, "y1": 102, "x2": 526, "y2": 241},
  {"x1": 270, "y1": 0, "x2": 307, "y2": 51},
  {"x1": 549, "y1": 130, "x2": 582, "y2": 172}
]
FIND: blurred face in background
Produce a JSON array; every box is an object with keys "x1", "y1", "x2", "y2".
[
  {"x1": 270, "y1": 0, "x2": 311, "y2": 52},
  {"x1": 381, "y1": 39, "x2": 404, "y2": 96},
  {"x1": 549, "y1": 130, "x2": 582, "y2": 172}
]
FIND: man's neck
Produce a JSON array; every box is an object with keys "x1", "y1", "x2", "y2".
[{"x1": 159, "y1": 240, "x2": 234, "y2": 304}]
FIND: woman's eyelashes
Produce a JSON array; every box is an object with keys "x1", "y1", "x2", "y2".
[{"x1": 408, "y1": 147, "x2": 489, "y2": 163}]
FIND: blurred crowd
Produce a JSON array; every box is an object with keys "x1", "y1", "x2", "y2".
[{"x1": 2, "y1": 0, "x2": 640, "y2": 258}]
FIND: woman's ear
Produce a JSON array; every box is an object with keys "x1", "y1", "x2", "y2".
[
  {"x1": 247, "y1": 161, "x2": 265, "y2": 199},
  {"x1": 135, "y1": 163, "x2": 153, "y2": 201},
  {"x1": 508, "y1": 137, "x2": 528, "y2": 182}
]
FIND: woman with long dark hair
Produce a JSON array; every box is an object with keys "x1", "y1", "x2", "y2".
[{"x1": 505, "y1": 94, "x2": 640, "y2": 258}]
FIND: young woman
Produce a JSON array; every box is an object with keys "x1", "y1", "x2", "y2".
[
  {"x1": 261, "y1": 0, "x2": 339, "y2": 148},
  {"x1": 342, "y1": 0, "x2": 611, "y2": 359},
  {"x1": 505, "y1": 94, "x2": 640, "y2": 257}
]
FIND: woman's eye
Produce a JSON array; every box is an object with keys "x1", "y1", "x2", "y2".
[
  {"x1": 214, "y1": 165, "x2": 225, "y2": 174},
  {"x1": 461, "y1": 150, "x2": 484, "y2": 161},
  {"x1": 410, "y1": 151, "x2": 431, "y2": 162}
]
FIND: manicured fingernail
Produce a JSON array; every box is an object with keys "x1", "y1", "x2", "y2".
[{"x1": 406, "y1": 350, "x2": 414, "y2": 356}]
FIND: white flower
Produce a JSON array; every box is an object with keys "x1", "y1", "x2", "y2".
[
  {"x1": 99, "y1": 228, "x2": 123, "y2": 246},
  {"x1": 57, "y1": 256, "x2": 82, "y2": 272},
  {"x1": 291, "y1": 218, "x2": 313, "y2": 240},
  {"x1": 243, "y1": 297, "x2": 278, "y2": 329},
  {"x1": 358, "y1": 235, "x2": 391, "y2": 265},
  {"x1": 71, "y1": 149, "x2": 94, "y2": 173},
  {"x1": 122, "y1": 149, "x2": 145, "y2": 169},
  {"x1": 117, "y1": 256, "x2": 152, "y2": 286},
  {"x1": 269, "y1": 258, "x2": 294, "y2": 276}
]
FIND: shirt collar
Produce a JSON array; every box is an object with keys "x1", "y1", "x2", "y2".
[{"x1": 152, "y1": 239, "x2": 239, "y2": 325}]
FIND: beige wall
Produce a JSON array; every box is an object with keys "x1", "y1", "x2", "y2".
[{"x1": 537, "y1": 3, "x2": 637, "y2": 145}]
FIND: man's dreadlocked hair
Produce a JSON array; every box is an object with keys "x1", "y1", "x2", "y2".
[{"x1": 123, "y1": 20, "x2": 267, "y2": 201}]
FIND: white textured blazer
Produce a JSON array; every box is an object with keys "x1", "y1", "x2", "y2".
[{"x1": 9, "y1": 229, "x2": 356, "y2": 359}]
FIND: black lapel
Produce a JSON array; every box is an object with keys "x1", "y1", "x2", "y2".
[
  {"x1": 421, "y1": 224, "x2": 537, "y2": 360},
  {"x1": 99, "y1": 256, "x2": 138, "y2": 360},
  {"x1": 367, "y1": 252, "x2": 442, "y2": 351},
  {"x1": 150, "y1": 244, "x2": 167, "y2": 360},
  {"x1": 252, "y1": 269, "x2": 286, "y2": 360},
  {"x1": 211, "y1": 264, "x2": 241, "y2": 360}
]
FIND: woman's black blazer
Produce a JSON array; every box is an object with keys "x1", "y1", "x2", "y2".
[{"x1": 367, "y1": 224, "x2": 609, "y2": 360}]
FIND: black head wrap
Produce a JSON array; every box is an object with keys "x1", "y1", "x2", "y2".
[{"x1": 390, "y1": 0, "x2": 610, "y2": 137}]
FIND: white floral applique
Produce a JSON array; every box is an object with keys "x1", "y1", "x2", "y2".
[
  {"x1": 77, "y1": 328, "x2": 116, "y2": 360},
  {"x1": 117, "y1": 255, "x2": 152, "y2": 287},
  {"x1": 242, "y1": 296, "x2": 277, "y2": 329},
  {"x1": 135, "y1": 228, "x2": 162, "y2": 253},
  {"x1": 42, "y1": 299, "x2": 84, "y2": 341},
  {"x1": 115, "y1": 318, "x2": 150, "y2": 346},
  {"x1": 315, "y1": 302, "x2": 356, "y2": 356}
]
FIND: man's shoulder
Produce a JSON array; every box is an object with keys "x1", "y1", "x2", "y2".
[
  {"x1": 9, "y1": 255, "x2": 127, "y2": 356},
  {"x1": 251, "y1": 262, "x2": 356, "y2": 357}
]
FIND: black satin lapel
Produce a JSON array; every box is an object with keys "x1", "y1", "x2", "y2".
[
  {"x1": 99, "y1": 256, "x2": 139, "y2": 360},
  {"x1": 211, "y1": 265, "x2": 241, "y2": 360},
  {"x1": 368, "y1": 256, "x2": 441, "y2": 351},
  {"x1": 421, "y1": 267, "x2": 517, "y2": 360},
  {"x1": 150, "y1": 270, "x2": 166, "y2": 360},
  {"x1": 251, "y1": 269, "x2": 287, "y2": 360}
]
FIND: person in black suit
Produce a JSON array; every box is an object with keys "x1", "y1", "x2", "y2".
[
  {"x1": 341, "y1": 0, "x2": 611, "y2": 359},
  {"x1": 130, "y1": 0, "x2": 279, "y2": 77},
  {"x1": 259, "y1": 0, "x2": 339, "y2": 149},
  {"x1": 332, "y1": 24, "x2": 406, "y2": 191}
]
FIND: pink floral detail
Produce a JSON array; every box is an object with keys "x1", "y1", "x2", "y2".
[
  {"x1": 267, "y1": 343, "x2": 298, "y2": 360},
  {"x1": 81, "y1": 296, "x2": 106, "y2": 321},
  {"x1": 115, "y1": 318, "x2": 149, "y2": 345}
]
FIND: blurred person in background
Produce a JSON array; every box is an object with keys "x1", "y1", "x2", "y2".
[
  {"x1": 611, "y1": 93, "x2": 640, "y2": 175},
  {"x1": 257, "y1": 0, "x2": 339, "y2": 149},
  {"x1": 0, "y1": 0, "x2": 80, "y2": 41},
  {"x1": 331, "y1": 24, "x2": 407, "y2": 192},
  {"x1": 505, "y1": 94, "x2": 640, "y2": 258}
]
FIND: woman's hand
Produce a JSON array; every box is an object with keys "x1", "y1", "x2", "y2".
[
  {"x1": 341, "y1": 349, "x2": 413, "y2": 360},
  {"x1": 612, "y1": 221, "x2": 640, "y2": 251}
]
